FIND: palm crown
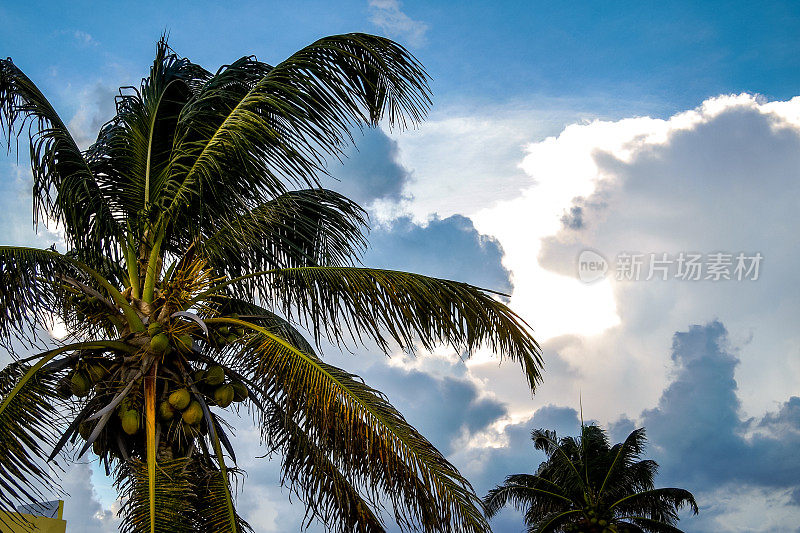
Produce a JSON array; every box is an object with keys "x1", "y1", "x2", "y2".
[
  {"x1": 0, "y1": 34, "x2": 543, "y2": 532},
  {"x1": 484, "y1": 425, "x2": 698, "y2": 533}
]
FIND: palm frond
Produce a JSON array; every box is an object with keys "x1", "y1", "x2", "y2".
[
  {"x1": 266, "y1": 401, "x2": 386, "y2": 533},
  {"x1": 85, "y1": 38, "x2": 210, "y2": 222},
  {"x1": 0, "y1": 58, "x2": 123, "y2": 263},
  {"x1": 192, "y1": 464, "x2": 252, "y2": 533},
  {"x1": 610, "y1": 488, "x2": 698, "y2": 523},
  {"x1": 483, "y1": 475, "x2": 572, "y2": 519},
  {"x1": 617, "y1": 516, "x2": 688, "y2": 533},
  {"x1": 0, "y1": 360, "x2": 66, "y2": 519},
  {"x1": 219, "y1": 320, "x2": 489, "y2": 533},
  {"x1": 0, "y1": 246, "x2": 142, "y2": 342},
  {"x1": 163, "y1": 33, "x2": 430, "y2": 230},
  {"x1": 115, "y1": 457, "x2": 197, "y2": 533},
  {"x1": 200, "y1": 189, "x2": 368, "y2": 275},
  {"x1": 207, "y1": 299, "x2": 316, "y2": 356},
  {"x1": 530, "y1": 509, "x2": 583, "y2": 533},
  {"x1": 227, "y1": 266, "x2": 542, "y2": 390}
]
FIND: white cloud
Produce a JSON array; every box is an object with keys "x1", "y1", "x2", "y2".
[
  {"x1": 368, "y1": 0, "x2": 429, "y2": 48},
  {"x1": 453, "y1": 94, "x2": 800, "y2": 425}
]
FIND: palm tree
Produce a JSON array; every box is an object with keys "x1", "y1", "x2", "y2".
[
  {"x1": 0, "y1": 34, "x2": 544, "y2": 533},
  {"x1": 484, "y1": 425, "x2": 698, "y2": 533}
]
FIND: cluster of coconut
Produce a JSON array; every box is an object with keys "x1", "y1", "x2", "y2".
[
  {"x1": 61, "y1": 357, "x2": 112, "y2": 399},
  {"x1": 562, "y1": 509, "x2": 615, "y2": 533},
  {"x1": 147, "y1": 321, "x2": 193, "y2": 356},
  {"x1": 158, "y1": 365, "x2": 249, "y2": 433}
]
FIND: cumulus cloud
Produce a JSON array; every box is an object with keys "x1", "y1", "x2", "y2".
[
  {"x1": 461, "y1": 95, "x2": 800, "y2": 425},
  {"x1": 367, "y1": 0, "x2": 429, "y2": 48},
  {"x1": 324, "y1": 128, "x2": 412, "y2": 207},
  {"x1": 453, "y1": 322, "x2": 800, "y2": 532},
  {"x1": 363, "y1": 214, "x2": 512, "y2": 293}
]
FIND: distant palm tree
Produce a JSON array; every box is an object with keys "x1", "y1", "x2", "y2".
[
  {"x1": 0, "y1": 34, "x2": 543, "y2": 532},
  {"x1": 484, "y1": 425, "x2": 698, "y2": 533}
]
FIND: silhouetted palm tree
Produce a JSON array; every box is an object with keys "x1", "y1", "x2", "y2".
[
  {"x1": 484, "y1": 425, "x2": 697, "y2": 533},
  {"x1": 0, "y1": 34, "x2": 543, "y2": 532}
]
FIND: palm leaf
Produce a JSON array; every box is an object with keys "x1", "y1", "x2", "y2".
[
  {"x1": 201, "y1": 189, "x2": 368, "y2": 276},
  {"x1": 266, "y1": 401, "x2": 386, "y2": 532},
  {"x1": 0, "y1": 246, "x2": 144, "y2": 341},
  {"x1": 163, "y1": 33, "x2": 430, "y2": 229},
  {"x1": 115, "y1": 457, "x2": 197, "y2": 533},
  {"x1": 236, "y1": 266, "x2": 542, "y2": 390},
  {"x1": 0, "y1": 360, "x2": 66, "y2": 522},
  {"x1": 483, "y1": 474, "x2": 573, "y2": 519},
  {"x1": 0, "y1": 59, "x2": 123, "y2": 266},
  {"x1": 610, "y1": 488, "x2": 698, "y2": 523},
  {"x1": 214, "y1": 318, "x2": 490, "y2": 532},
  {"x1": 192, "y1": 464, "x2": 252, "y2": 533}
]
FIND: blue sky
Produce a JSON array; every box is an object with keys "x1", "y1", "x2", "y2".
[{"x1": 2, "y1": 1, "x2": 800, "y2": 532}]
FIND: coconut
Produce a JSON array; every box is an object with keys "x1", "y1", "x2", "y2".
[
  {"x1": 150, "y1": 333, "x2": 169, "y2": 353},
  {"x1": 169, "y1": 388, "x2": 191, "y2": 410},
  {"x1": 231, "y1": 382, "x2": 249, "y2": 402},
  {"x1": 205, "y1": 365, "x2": 225, "y2": 386},
  {"x1": 176, "y1": 334, "x2": 193, "y2": 354},
  {"x1": 192, "y1": 369, "x2": 206, "y2": 384},
  {"x1": 121, "y1": 410, "x2": 140, "y2": 435},
  {"x1": 158, "y1": 400, "x2": 176, "y2": 421},
  {"x1": 147, "y1": 321, "x2": 162, "y2": 336},
  {"x1": 86, "y1": 363, "x2": 108, "y2": 383},
  {"x1": 214, "y1": 384, "x2": 235, "y2": 408},
  {"x1": 182, "y1": 401, "x2": 203, "y2": 425},
  {"x1": 226, "y1": 333, "x2": 239, "y2": 344},
  {"x1": 71, "y1": 371, "x2": 91, "y2": 397},
  {"x1": 218, "y1": 326, "x2": 230, "y2": 336}
]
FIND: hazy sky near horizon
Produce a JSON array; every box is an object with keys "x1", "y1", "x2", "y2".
[{"x1": 2, "y1": 2, "x2": 800, "y2": 532}]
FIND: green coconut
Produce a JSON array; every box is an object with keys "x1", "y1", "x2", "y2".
[
  {"x1": 176, "y1": 334, "x2": 193, "y2": 353},
  {"x1": 169, "y1": 388, "x2": 191, "y2": 410},
  {"x1": 71, "y1": 371, "x2": 91, "y2": 397},
  {"x1": 147, "y1": 321, "x2": 162, "y2": 336},
  {"x1": 214, "y1": 384, "x2": 235, "y2": 408},
  {"x1": 218, "y1": 326, "x2": 230, "y2": 336},
  {"x1": 158, "y1": 400, "x2": 176, "y2": 421},
  {"x1": 150, "y1": 333, "x2": 170, "y2": 353},
  {"x1": 226, "y1": 333, "x2": 238, "y2": 344},
  {"x1": 121, "y1": 410, "x2": 140, "y2": 435},
  {"x1": 231, "y1": 382, "x2": 249, "y2": 402},
  {"x1": 182, "y1": 401, "x2": 204, "y2": 425},
  {"x1": 86, "y1": 362, "x2": 108, "y2": 383},
  {"x1": 205, "y1": 365, "x2": 225, "y2": 386},
  {"x1": 192, "y1": 369, "x2": 206, "y2": 384}
]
